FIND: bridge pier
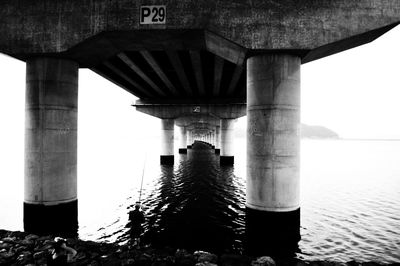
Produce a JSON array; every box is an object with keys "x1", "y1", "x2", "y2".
[
  {"x1": 220, "y1": 119, "x2": 236, "y2": 165},
  {"x1": 24, "y1": 57, "x2": 78, "y2": 236},
  {"x1": 178, "y1": 126, "x2": 187, "y2": 154},
  {"x1": 246, "y1": 54, "x2": 301, "y2": 256},
  {"x1": 187, "y1": 131, "x2": 193, "y2": 149},
  {"x1": 160, "y1": 119, "x2": 174, "y2": 165},
  {"x1": 215, "y1": 125, "x2": 221, "y2": 154}
]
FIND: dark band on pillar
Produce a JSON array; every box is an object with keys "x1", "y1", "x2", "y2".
[
  {"x1": 24, "y1": 200, "x2": 78, "y2": 238},
  {"x1": 220, "y1": 155, "x2": 234, "y2": 165},
  {"x1": 214, "y1": 148, "x2": 220, "y2": 155},
  {"x1": 160, "y1": 155, "x2": 174, "y2": 165},
  {"x1": 245, "y1": 207, "x2": 300, "y2": 257},
  {"x1": 178, "y1": 148, "x2": 187, "y2": 154}
]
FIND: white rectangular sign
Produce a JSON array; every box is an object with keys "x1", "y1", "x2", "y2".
[{"x1": 140, "y1": 5, "x2": 166, "y2": 24}]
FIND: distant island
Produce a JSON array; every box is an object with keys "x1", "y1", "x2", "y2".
[
  {"x1": 235, "y1": 123, "x2": 339, "y2": 139},
  {"x1": 301, "y1": 124, "x2": 339, "y2": 139}
]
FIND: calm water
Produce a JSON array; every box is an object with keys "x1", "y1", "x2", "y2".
[{"x1": 1, "y1": 139, "x2": 400, "y2": 262}]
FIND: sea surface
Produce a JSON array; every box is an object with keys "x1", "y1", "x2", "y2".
[{"x1": 1, "y1": 139, "x2": 400, "y2": 263}]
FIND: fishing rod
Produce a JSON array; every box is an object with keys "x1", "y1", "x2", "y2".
[{"x1": 138, "y1": 153, "x2": 146, "y2": 205}]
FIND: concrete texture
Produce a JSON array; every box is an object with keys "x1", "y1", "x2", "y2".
[
  {"x1": 25, "y1": 57, "x2": 78, "y2": 206},
  {"x1": 246, "y1": 54, "x2": 300, "y2": 212},
  {"x1": 135, "y1": 103, "x2": 246, "y2": 120},
  {"x1": 220, "y1": 119, "x2": 236, "y2": 158},
  {"x1": 161, "y1": 119, "x2": 174, "y2": 157},
  {"x1": 178, "y1": 126, "x2": 187, "y2": 150},
  {"x1": 0, "y1": 1, "x2": 398, "y2": 66}
]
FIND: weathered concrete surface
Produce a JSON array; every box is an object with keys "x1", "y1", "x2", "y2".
[
  {"x1": 220, "y1": 119, "x2": 236, "y2": 158},
  {"x1": 135, "y1": 103, "x2": 246, "y2": 120},
  {"x1": 25, "y1": 57, "x2": 78, "y2": 206},
  {"x1": 246, "y1": 54, "x2": 300, "y2": 212},
  {"x1": 161, "y1": 119, "x2": 174, "y2": 156},
  {"x1": 178, "y1": 126, "x2": 187, "y2": 150},
  {"x1": 0, "y1": 0, "x2": 399, "y2": 65}
]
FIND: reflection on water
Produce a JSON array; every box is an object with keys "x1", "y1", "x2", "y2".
[{"x1": 120, "y1": 142, "x2": 248, "y2": 254}]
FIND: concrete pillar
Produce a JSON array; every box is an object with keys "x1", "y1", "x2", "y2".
[
  {"x1": 220, "y1": 119, "x2": 236, "y2": 165},
  {"x1": 215, "y1": 125, "x2": 221, "y2": 155},
  {"x1": 211, "y1": 131, "x2": 215, "y2": 149},
  {"x1": 246, "y1": 54, "x2": 301, "y2": 256},
  {"x1": 24, "y1": 57, "x2": 78, "y2": 236},
  {"x1": 187, "y1": 130, "x2": 192, "y2": 149},
  {"x1": 160, "y1": 119, "x2": 174, "y2": 165},
  {"x1": 178, "y1": 126, "x2": 187, "y2": 154}
]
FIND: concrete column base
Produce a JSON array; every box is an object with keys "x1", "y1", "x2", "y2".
[
  {"x1": 220, "y1": 156, "x2": 234, "y2": 165},
  {"x1": 24, "y1": 200, "x2": 78, "y2": 237},
  {"x1": 215, "y1": 149, "x2": 220, "y2": 155},
  {"x1": 160, "y1": 155, "x2": 174, "y2": 165},
  {"x1": 179, "y1": 148, "x2": 187, "y2": 154},
  {"x1": 187, "y1": 145, "x2": 192, "y2": 149},
  {"x1": 245, "y1": 207, "x2": 300, "y2": 257}
]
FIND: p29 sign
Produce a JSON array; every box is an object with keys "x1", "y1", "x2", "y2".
[{"x1": 140, "y1": 5, "x2": 166, "y2": 24}]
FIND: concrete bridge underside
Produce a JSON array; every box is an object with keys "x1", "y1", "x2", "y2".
[{"x1": 1, "y1": 0, "x2": 399, "y2": 256}]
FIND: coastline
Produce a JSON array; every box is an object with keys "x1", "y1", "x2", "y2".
[{"x1": 1, "y1": 229, "x2": 398, "y2": 266}]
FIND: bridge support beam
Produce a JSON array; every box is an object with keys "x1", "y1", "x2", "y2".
[
  {"x1": 220, "y1": 119, "x2": 236, "y2": 165},
  {"x1": 215, "y1": 125, "x2": 221, "y2": 154},
  {"x1": 178, "y1": 126, "x2": 187, "y2": 154},
  {"x1": 24, "y1": 57, "x2": 78, "y2": 236},
  {"x1": 246, "y1": 54, "x2": 301, "y2": 256},
  {"x1": 160, "y1": 119, "x2": 174, "y2": 165}
]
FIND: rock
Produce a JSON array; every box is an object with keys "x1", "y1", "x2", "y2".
[
  {"x1": 37, "y1": 235, "x2": 53, "y2": 242},
  {"x1": 14, "y1": 245, "x2": 29, "y2": 254},
  {"x1": 193, "y1": 251, "x2": 218, "y2": 263},
  {"x1": 1, "y1": 237, "x2": 16, "y2": 244},
  {"x1": 196, "y1": 262, "x2": 218, "y2": 266},
  {"x1": 220, "y1": 253, "x2": 252, "y2": 266},
  {"x1": 0, "y1": 250, "x2": 16, "y2": 260},
  {"x1": 175, "y1": 249, "x2": 191, "y2": 258},
  {"x1": 295, "y1": 260, "x2": 310, "y2": 266},
  {"x1": 122, "y1": 258, "x2": 136, "y2": 266},
  {"x1": 361, "y1": 263, "x2": 380, "y2": 266},
  {"x1": 75, "y1": 252, "x2": 87, "y2": 261},
  {"x1": 347, "y1": 261, "x2": 362, "y2": 266},
  {"x1": 8, "y1": 231, "x2": 28, "y2": 239},
  {"x1": 16, "y1": 251, "x2": 33, "y2": 265},
  {"x1": 175, "y1": 249, "x2": 195, "y2": 266},
  {"x1": 25, "y1": 234, "x2": 39, "y2": 241},
  {"x1": 152, "y1": 258, "x2": 174, "y2": 266},
  {"x1": 0, "y1": 243, "x2": 12, "y2": 250},
  {"x1": 251, "y1": 256, "x2": 276, "y2": 266},
  {"x1": 19, "y1": 239, "x2": 35, "y2": 248},
  {"x1": 33, "y1": 251, "x2": 47, "y2": 260}
]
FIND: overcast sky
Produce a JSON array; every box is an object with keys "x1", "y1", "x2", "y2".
[{"x1": 0, "y1": 25, "x2": 399, "y2": 146}]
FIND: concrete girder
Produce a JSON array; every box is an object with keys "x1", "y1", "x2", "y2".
[
  {"x1": 0, "y1": 1, "x2": 399, "y2": 66},
  {"x1": 175, "y1": 115, "x2": 220, "y2": 128},
  {"x1": 134, "y1": 103, "x2": 246, "y2": 120}
]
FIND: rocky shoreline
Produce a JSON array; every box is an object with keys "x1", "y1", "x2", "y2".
[{"x1": 0, "y1": 229, "x2": 398, "y2": 266}]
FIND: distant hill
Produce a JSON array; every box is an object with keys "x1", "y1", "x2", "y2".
[
  {"x1": 234, "y1": 123, "x2": 339, "y2": 139},
  {"x1": 301, "y1": 124, "x2": 339, "y2": 139}
]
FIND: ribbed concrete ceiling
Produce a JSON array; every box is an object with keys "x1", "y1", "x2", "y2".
[{"x1": 92, "y1": 50, "x2": 246, "y2": 102}]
